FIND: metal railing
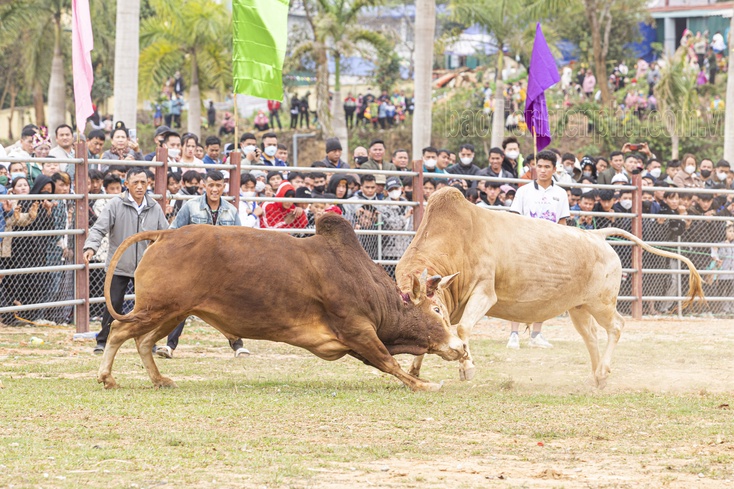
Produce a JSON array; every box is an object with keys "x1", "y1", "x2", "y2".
[{"x1": 3, "y1": 145, "x2": 734, "y2": 331}]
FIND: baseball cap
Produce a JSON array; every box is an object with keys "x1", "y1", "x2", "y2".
[
  {"x1": 375, "y1": 174, "x2": 387, "y2": 185},
  {"x1": 385, "y1": 177, "x2": 402, "y2": 190},
  {"x1": 154, "y1": 125, "x2": 171, "y2": 138}
]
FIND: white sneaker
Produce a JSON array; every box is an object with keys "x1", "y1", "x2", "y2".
[
  {"x1": 234, "y1": 347, "x2": 251, "y2": 358},
  {"x1": 506, "y1": 333, "x2": 520, "y2": 349},
  {"x1": 529, "y1": 333, "x2": 553, "y2": 349},
  {"x1": 156, "y1": 345, "x2": 173, "y2": 359}
]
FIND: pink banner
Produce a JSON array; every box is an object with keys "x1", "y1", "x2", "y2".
[{"x1": 72, "y1": 0, "x2": 94, "y2": 133}]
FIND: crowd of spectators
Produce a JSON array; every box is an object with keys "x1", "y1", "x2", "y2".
[{"x1": 2, "y1": 118, "x2": 734, "y2": 320}]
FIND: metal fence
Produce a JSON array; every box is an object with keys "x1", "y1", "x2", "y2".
[{"x1": 1, "y1": 142, "x2": 733, "y2": 332}]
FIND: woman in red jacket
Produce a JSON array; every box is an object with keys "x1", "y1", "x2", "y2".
[{"x1": 261, "y1": 182, "x2": 308, "y2": 229}]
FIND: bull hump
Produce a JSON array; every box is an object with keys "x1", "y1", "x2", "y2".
[{"x1": 315, "y1": 214, "x2": 361, "y2": 246}]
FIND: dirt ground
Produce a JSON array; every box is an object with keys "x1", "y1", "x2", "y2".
[
  {"x1": 292, "y1": 317, "x2": 734, "y2": 489},
  {"x1": 1, "y1": 316, "x2": 733, "y2": 488}
]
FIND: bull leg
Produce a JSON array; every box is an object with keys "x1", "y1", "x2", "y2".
[
  {"x1": 135, "y1": 320, "x2": 183, "y2": 389},
  {"x1": 345, "y1": 327, "x2": 444, "y2": 391},
  {"x1": 455, "y1": 290, "x2": 497, "y2": 381},
  {"x1": 589, "y1": 306, "x2": 624, "y2": 390},
  {"x1": 97, "y1": 319, "x2": 136, "y2": 389},
  {"x1": 568, "y1": 307, "x2": 601, "y2": 385},
  {"x1": 408, "y1": 355, "x2": 425, "y2": 378}
]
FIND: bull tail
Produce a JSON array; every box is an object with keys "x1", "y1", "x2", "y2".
[
  {"x1": 103, "y1": 231, "x2": 166, "y2": 322},
  {"x1": 591, "y1": 227, "x2": 705, "y2": 309}
]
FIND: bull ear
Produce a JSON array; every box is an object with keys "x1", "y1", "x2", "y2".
[
  {"x1": 426, "y1": 274, "x2": 442, "y2": 297},
  {"x1": 438, "y1": 272, "x2": 459, "y2": 290},
  {"x1": 409, "y1": 269, "x2": 428, "y2": 304}
]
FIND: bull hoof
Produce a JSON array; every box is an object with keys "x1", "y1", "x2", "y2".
[
  {"x1": 594, "y1": 367, "x2": 611, "y2": 390},
  {"x1": 408, "y1": 367, "x2": 422, "y2": 378},
  {"x1": 459, "y1": 367, "x2": 476, "y2": 381},
  {"x1": 98, "y1": 375, "x2": 117, "y2": 389},
  {"x1": 154, "y1": 377, "x2": 178, "y2": 389},
  {"x1": 419, "y1": 381, "x2": 442, "y2": 392}
]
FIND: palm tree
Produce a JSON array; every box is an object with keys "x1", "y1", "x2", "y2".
[
  {"x1": 724, "y1": 8, "x2": 734, "y2": 163},
  {"x1": 654, "y1": 50, "x2": 699, "y2": 159},
  {"x1": 113, "y1": 0, "x2": 140, "y2": 130},
  {"x1": 139, "y1": 0, "x2": 231, "y2": 137},
  {"x1": 452, "y1": 0, "x2": 521, "y2": 148},
  {"x1": 412, "y1": 0, "x2": 436, "y2": 160},
  {"x1": 294, "y1": 0, "x2": 391, "y2": 138}
]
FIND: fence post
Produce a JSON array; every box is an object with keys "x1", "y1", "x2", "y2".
[
  {"x1": 412, "y1": 160, "x2": 424, "y2": 230},
  {"x1": 228, "y1": 150, "x2": 241, "y2": 211},
  {"x1": 631, "y1": 173, "x2": 643, "y2": 319},
  {"x1": 154, "y1": 147, "x2": 169, "y2": 210},
  {"x1": 74, "y1": 141, "x2": 90, "y2": 333}
]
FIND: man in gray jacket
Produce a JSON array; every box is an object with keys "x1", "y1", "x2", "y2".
[{"x1": 83, "y1": 168, "x2": 169, "y2": 354}]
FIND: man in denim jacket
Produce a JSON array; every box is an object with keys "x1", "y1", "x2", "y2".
[{"x1": 156, "y1": 170, "x2": 247, "y2": 358}]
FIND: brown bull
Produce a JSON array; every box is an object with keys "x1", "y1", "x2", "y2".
[
  {"x1": 397, "y1": 187, "x2": 704, "y2": 388},
  {"x1": 97, "y1": 214, "x2": 466, "y2": 391}
]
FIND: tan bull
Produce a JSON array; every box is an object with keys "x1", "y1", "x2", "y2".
[{"x1": 397, "y1": 187, "x2": 704, "y2": 388}]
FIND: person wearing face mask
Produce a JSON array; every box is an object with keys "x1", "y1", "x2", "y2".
[
  {"x1": 238, "y1": 173, "x2": 263, "y2": 227},
  {"x1": 161, "y1": 131, "x2": 182, "y2": 166},
  {"x1": 699, "y1": 158, "x2": 716, "y2": 188},
  {"x1": 173, "y1": 170, "x2": 203, "y2": 215},
  {"x1": 144, "y1": 125, "x2": 171, "y2": 161},
  {"x1": 673, "y1": 153, "x2": 703, "y2": 188},
  {"x1": 715, "y1": 160, "x2": 732, "y2": 189},
  {"x1": 353, "y1": 146, "x2": 369, "y2": 167},
  {"x1": 447, "y1": 143, "x2": 482, "y2": 187},
  {"x1": 310, "y1": 172, "x2": 328, "y2": 195},
  {"x1": 501, "y1": 186, "x2": 516, "y2": 208},
  {"x1": 643, "y1": 158, "x2": 663, "y2": 182},
  {"x1": 260, "y1": 132, "x2": 286, "y2": 167},
  {"x1": 380, "y1": 177, "x2": 413, "y2": 279},
  {"x1": 501, "y1": 136, "x2": 523, "y2": 178},
  {"x1": 237, "y1": 132, "x2": 262, "y2": 166},
  {"x1": 422, "y1": 146, "x2": 444, "y2": 174},
  {"x1": 560, "y1": 153, "x2": 581, "y2": 181},
  {"x1": 577, "y1": 156, "x2": 597, "y2": 183}
]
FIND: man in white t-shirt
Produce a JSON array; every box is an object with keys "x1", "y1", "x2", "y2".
[{"x1": 508, "y1": 150, "x2": 570, "y2": 349}]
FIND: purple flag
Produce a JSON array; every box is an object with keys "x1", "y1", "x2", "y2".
[{"x1": 524, "y1": 23, "x2": 559, "y2": 152}]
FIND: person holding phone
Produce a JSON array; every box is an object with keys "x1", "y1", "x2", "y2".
[{"x1": 101, "y1": 122, "x2": 143, "y2": 163}]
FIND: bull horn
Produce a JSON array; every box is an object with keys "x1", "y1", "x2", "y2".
[
  {"x1": 426, "y1": 274, "x2": 442, "y2": 297},
  {"x1": 420, "y1": 269, "x2": 428, "y2": 297}
]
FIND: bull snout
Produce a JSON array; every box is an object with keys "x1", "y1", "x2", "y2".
[{"x1": 433, "y1": 335, "x2": 468, "y2": 361}]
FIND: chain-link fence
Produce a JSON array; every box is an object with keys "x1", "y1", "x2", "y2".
[{"x1": 5, "y1": 145, "x2": 734, "y2": 331}]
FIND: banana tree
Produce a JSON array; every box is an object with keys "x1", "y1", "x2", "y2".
[{"x1": 654, "y1": 50, "x2": 699, "y2": 159}]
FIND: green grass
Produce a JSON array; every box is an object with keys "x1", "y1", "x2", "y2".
[{"x1": 1, "y1": 318, "x2": 733, "y2": 488}]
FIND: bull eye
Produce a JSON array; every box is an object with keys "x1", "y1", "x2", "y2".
[{"x1": 433, "y1": 306, "x2": 441, "y2": 314}]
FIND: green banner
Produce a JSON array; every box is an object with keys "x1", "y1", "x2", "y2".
[{"x1": 232, "y1": 0, "x2": 289, "y2": 100}]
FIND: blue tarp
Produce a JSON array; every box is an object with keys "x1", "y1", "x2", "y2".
[
  {"x1": 629, "y1": 22, "x2": 658, "y2": 63},
  {"x1": 556, "y1": 22, "x2": 659, "y2": 66}
]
